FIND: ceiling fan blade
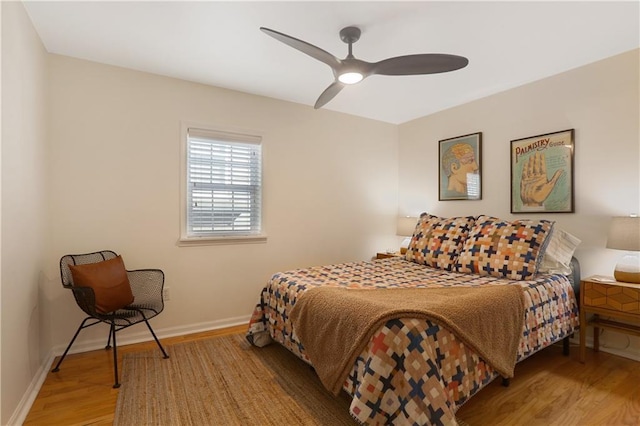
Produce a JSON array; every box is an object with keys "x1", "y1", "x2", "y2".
[
  {"x1": 260, "y1": 27, "x2": 341, "y2": 70},
  {"x1": 314, "y1": 81, "x2": 344, "y2": 109},
  {"x1": 372, "y1": 54, "x2": 469, "y2": 76}
]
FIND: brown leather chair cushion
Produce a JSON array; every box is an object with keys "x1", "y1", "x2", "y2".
[{"x1": 68, "y1": 255, "x2": 134, "y2": 313}]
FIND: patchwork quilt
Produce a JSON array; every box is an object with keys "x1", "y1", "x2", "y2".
[{"x1": 247, "y1": 257, "x2": 579, "y2": 425}]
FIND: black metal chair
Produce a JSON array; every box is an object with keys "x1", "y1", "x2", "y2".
[{"x1": 52, "y1": 250, "x2": 169, "y2": 388}]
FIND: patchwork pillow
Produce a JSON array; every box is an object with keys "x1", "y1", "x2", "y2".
[
  {"x1": 405, "y1": 213, "x2": 476, "y2": 270},
  {"x1": 455, "y1": 215, "x2": 554, "y2": 280},
  {"x1": 68, "y1": 255, "x2": 134, "y2": 314}
]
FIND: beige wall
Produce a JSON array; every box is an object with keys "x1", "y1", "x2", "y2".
[
  {"x1": 1, "y1": 2, "x2": 50, "y2": 424},
  {"x1": 45, "y1": 55, "x2": 399, "y2": 350},
  {"x1": 398, "y1": 48, "x2": 640, "y2": 358}
]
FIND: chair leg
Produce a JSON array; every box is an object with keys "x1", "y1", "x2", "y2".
[
  {"x1": 52, "y1": 317, "x2": 95, "y2": 373},
  {"x1": 139, "y1": 313, "x2": 169, "y2": 359},
  {"x1": 110, "y1": 321, "x2": 121, "y2": 389},
  {"x1": 106, "y1": 330, "x2": 112, "y2": 350}
]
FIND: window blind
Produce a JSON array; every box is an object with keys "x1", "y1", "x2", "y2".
[{"x1": 186, "y1": 128, "x2": 262, "y2": 237}]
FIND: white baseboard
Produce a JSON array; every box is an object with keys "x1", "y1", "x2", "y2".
[
  {"x1": 49, "y1": 314, "x2": 251, "y2": 355},
  {"x1": 581, "y1": 334, "x2": 640, "y2": 362},
  {"x1": 7, "y1": 349, "x2": 56, "y2": 426},
  {"x1": 10, "y1": 315, "x2": 251, "y2": 425},
  {"x1": 570, "y1": 331, "x2": 640, "y2": 362},
  {"x1": 597, "y1": 345, "x2": 640, "y2": 361}
]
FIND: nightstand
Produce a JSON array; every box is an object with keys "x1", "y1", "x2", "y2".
[
  {"x1": 376, "y1": 252, "x2": 403, "y2": 259},
  {"x1": 579, "y1": 276, "x2": 640, "y2": 363}
]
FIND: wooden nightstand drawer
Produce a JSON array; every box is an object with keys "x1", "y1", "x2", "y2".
[
  {"x1": 583, "y1": 281, "x2": 640, "y2": 314},
  {"x1": 580, "y1": 277, "x2": 640, "y2": 363}
]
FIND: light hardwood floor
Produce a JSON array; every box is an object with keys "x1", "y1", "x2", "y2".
[
  {"x1": 457, "y1": 343, "x2": 640, "y2": 426},
  {"x1": 24, "y1": 327, "x2": 640, "y2": 426}
]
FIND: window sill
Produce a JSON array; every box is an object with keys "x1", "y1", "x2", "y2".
[{"x1": 177, "y1": 234, "x2": 268, "y2": 247}]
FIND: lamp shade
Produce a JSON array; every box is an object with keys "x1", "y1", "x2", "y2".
[
  {"x1": 606, "y1": 216, "x2": 640, "y2": 283},
  {"x1": 397, "y1": 216, "x2": 418, "y2": 236},
  {"x1": 606, "y1": 216, "x2": 640, "y2": 251},
  {"x1": 397, "y1": 216, "x2": 417, "y2": 255}
]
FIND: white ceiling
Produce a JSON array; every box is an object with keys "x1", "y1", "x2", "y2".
[{"x1": 23, "y1": 1, "x2": 640, "y2": 124}]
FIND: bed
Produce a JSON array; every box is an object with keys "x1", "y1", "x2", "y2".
[{"x1": 247, "y1": 214, "x2": 580, "y2": 425}]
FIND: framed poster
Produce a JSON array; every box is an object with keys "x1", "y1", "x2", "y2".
[
  {"x1": 438, "y1": 132, "x2": 482, "y2": 201},
  {"x1": 510, "y1": 128, "x2": 574, "y2": 213}
]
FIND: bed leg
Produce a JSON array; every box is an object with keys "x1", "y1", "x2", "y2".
[
  {"x1": 563, "y1": 336, "x2": 570, "y2": 356},
  {"x1": 501, "y1": 377, "x2": 510, "y2": 387}
]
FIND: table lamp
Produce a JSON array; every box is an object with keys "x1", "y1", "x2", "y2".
[
  {"x1": 606, "y1": 216, "x2": 640, "y2": 283},
  {"x1": 397, "y1": 216, "x2": 418, "y2": 254}
]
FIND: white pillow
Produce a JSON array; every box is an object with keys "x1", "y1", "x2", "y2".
[{"x1": 539, "y1": 228, "x2": 581, "y2": 275}]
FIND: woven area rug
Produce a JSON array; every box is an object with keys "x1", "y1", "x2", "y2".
[{"x1": 114, "y1": 333, "x2": 355, "y2": 425}]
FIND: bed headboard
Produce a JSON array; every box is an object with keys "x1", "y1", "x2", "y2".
[{"x1": 567, "y1": 256, "x2": 581, "y2": 298}]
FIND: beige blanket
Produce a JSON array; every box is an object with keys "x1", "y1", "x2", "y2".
[{"x1": 290, "y1": 285, "x2": 525, "y2": 395}]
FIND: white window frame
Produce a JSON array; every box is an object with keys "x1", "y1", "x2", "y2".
[{"x1": 178, "y1": 122, "x2": 266, "y2": 246}]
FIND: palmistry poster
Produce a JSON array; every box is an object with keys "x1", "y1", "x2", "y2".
[{"x1": 510, "y1": 129, "x2": 574, "y2": 213}]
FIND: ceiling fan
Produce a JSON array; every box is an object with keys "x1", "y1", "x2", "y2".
[{"x1": 260, "y1": 26, "x2": 469, "y2": 109}]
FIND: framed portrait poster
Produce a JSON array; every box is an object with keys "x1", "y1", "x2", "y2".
[
  {"x1": 439, "y1": 132, "x2": 482, "y2": 201},
  {"x1": 510, "y1": 128, "x2": 574, "y2": 213}
]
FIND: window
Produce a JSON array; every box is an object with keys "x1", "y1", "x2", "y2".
[{"x1": 180, "y1": 125, "x2": 265, "y2": 244}]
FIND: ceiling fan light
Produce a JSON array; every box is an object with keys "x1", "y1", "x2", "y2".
[{"x1": 338, "y1": 72, "x2": 363, "y2": 84}]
